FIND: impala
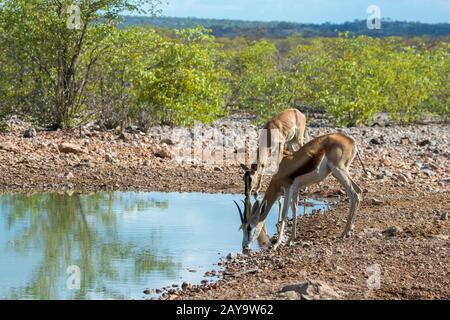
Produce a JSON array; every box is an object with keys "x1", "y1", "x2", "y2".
[
  {"x1": 250, "y1": 109, "x2": 307, "y2": 196},
  {"x1": 235, "y1": 133, "x2": 363, "y2": 251}
]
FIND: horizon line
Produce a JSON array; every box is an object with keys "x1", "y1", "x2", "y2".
[{"x1": 124, "y1": 14, "x2": 450, "y2": 26}]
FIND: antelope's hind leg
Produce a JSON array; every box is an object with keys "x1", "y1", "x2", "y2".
[
  {"x1": 290, "y1": 189, "x2": 299, "y2": 244},
  {"x1": 330, "y1": 165, "x2": 361, "y2": 239}
]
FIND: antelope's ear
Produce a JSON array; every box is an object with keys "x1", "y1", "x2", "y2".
[
  {"x1": 252, "y1": 199, "x2": 260, "y2": 214},
  {"x1": 262, "y1": 200, "x2": 268, "y2": 210},
  {"x1": 258, "y1": 200, "x2": 268, "y2": 218},
  {"x1": 240, "y1": 164, "x2": 250, "y2": 172}
]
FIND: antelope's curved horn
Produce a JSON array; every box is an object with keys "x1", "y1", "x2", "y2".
[{"x1": 233, "y1": 200, "x2": 244, "y2": 223}]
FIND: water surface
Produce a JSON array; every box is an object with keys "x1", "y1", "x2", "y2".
[{"x1": 0, "y1": 192, "x2": 326, "y2": 300}]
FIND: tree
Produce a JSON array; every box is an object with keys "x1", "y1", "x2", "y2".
[
  {"x1": 227, "y1": 40, "x2": 292, "y2": 123},
  {"x1": 84, "y1": 26, "x2": 162, "y2": 129},
  {"x1": 0, "y1": 0, "x2": 162, "y2": 129},
  {"x1": 136, "y1": 27, "x2": 230, "y2": 127},
  {"x1": 383, "y1": 45, "x2": 441, "y2": 124},
  {"x1": 289, "y1": 36, "x2": 389, "y2": 126}
]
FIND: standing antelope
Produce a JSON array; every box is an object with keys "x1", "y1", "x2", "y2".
[
  {"x1": 234, "y1": 133, "x2": 363, "y2": 252},
  {"x1": 251, "y1": 109, "x2": 307, "y2": 196}
]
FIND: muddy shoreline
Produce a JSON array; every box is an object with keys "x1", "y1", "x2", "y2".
[{"x1": 0, "y1": 120, "x2": 449, "y2": 300}]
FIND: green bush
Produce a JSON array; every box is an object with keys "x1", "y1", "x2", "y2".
[
  {"x1": 227, "y1": 40, "x2": 294, "y2": 123},
  {"x1": 0, "y1": 3, "x2": 448, "y2": 130},
  {"x1": 136, "y1": 27, "x2": 230, "y2": 127},
  {"x1": 84, "y1": 27, "x2": 161, "y2": 129}
]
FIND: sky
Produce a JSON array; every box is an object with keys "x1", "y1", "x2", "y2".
[{"x1": 157, "y1": 0, "x2": 450, "y2": 23}]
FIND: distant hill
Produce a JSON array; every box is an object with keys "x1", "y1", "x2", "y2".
[{"x1": 121, "y1": 16, "x2": 450, "y2": 38}]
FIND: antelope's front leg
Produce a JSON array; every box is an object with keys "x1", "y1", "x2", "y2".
[
  {"x1": 276, "y1": 198, "x2": 282, "y2": 235},
  {"x1": 273, "y1": 191, "x2": 291, "y2": 251},
  {"x1": 290, "y1": 190, "x2": 299, "y2": 244}
]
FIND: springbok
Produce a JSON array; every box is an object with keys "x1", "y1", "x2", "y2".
[
  {"x1": 233, "y1": 168, "x2": 271, "y2": 247},
  {"x1": 250, "y1": 109, "x2": 307, "y2": 196},
  {"x1": 234, "y1": 133, "x2": 363, "y2": 252}
]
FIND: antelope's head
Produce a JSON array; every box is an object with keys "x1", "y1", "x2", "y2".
[{"x1": 233, "y1": 197, "x2": 267, "y2": 252}]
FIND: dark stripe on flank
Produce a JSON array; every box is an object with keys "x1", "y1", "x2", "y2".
[{"x1": 288, "y1": 149, "x2": 325, "y2": 181}]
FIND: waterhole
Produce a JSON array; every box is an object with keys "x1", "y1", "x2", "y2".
[{"x1": 0, "y1": 192, "x2": 327, "y2": 300}]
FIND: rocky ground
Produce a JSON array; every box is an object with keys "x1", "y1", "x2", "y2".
[{"x1": 0, "y1": 116, "x2": 449, "y2": 300}]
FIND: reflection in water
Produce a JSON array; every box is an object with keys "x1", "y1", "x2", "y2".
[{"x1": 0, "y1": 192, "x2": 327, "y2": 300}]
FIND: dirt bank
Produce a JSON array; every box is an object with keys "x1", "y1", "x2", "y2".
[{"x1": 0, "y1": 119, "x2": 449, "y2": 300}]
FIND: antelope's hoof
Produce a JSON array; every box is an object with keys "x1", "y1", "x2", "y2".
[
  {"x1": 340, "y1": 231, "x2": 352, "y2": 240},
  {"x1": 272, "y1": 243, "x2": 281, "y2": 251}
]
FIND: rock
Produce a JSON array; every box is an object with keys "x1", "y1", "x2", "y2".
[
  {"x1": 58, "y1": 143, "x2": 85, "y2": 155},
  {"x1": 281, "y1": 280, "x2": 341, "y2": 300},
  {"x1": 418, "y1": 140, "x2": 431, "y2": 147},
  {"x1": 400, "y1": 137, "x2": 411, "y2": 145},
  {"x1": 371, "y1": 198, "x2": 383, "y2": 206},
  {"x1": 301, "y1": 241, "x2": 313, "y2": 248},
  {"x1": 226, "y1": 253, "x2": 237, "y2": 260},
  {"x1": 23, "y1": 128, "x2": 37, "y2": 138},
  {"x1": 0, "y1": 142, "x2": 19, "y2": 153},
  {"x1": 154, "y1": 146, "x2": 172, "y2": 160},
  {"x1": 181, "y1": 282, "x2": 190, "y2": 290},
  {"x1": 440, "y1": 212, "x2": 448, "y2": 221},
  {"x1": 375, "y1": 173, "x2": 385, "y2": 180},
  {"x1": 143, "y1": 289, "x2": 153, "y2": 295},
  {"x1": 160, "y1": 138, "x2": 175, "y2": 146},
  {"x1": 278, "y1": 291, "x2": 300, "y2": 300},
  {"x1": 77, "y1": 159, "x2": 94, "y2": 168},
  {"x1": 431, "y1": 234, "x2": 449, "y2": 241},
  {"x1": 118, "y1": 132, "x2": 130, "y2": 142},
  {"x1": 382, "y1": 159, "x2": 392, "y2": 167},
  {"x1": 105, "y1": 153, "x2": 115, "y2": 163},
  {"x1": 363, "y1": 228, "x2": 383, "y2": 238},
  {"x1": 422, "y1": 169, "x2": 434, "y2": 177},
  {"x1": 383, "y1": 226, "x2": 403, "y2": 236},
  {"x1": 370, "y1": 138, "x2": 382, "y2": 145},
  {"x1": 65, "y1": 172, "x2": 75, "y2": 180}
]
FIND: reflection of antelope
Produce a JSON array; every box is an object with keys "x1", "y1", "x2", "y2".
[
  {"x1": 235, "y1": 133, "x2": 363, "y2": 252},
  {"x1": 233, "y1": 168, "x2": 271, "y2": 248},
  {"x1": 251, "y1": 109, "x2": 307, "y2": 196}
]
